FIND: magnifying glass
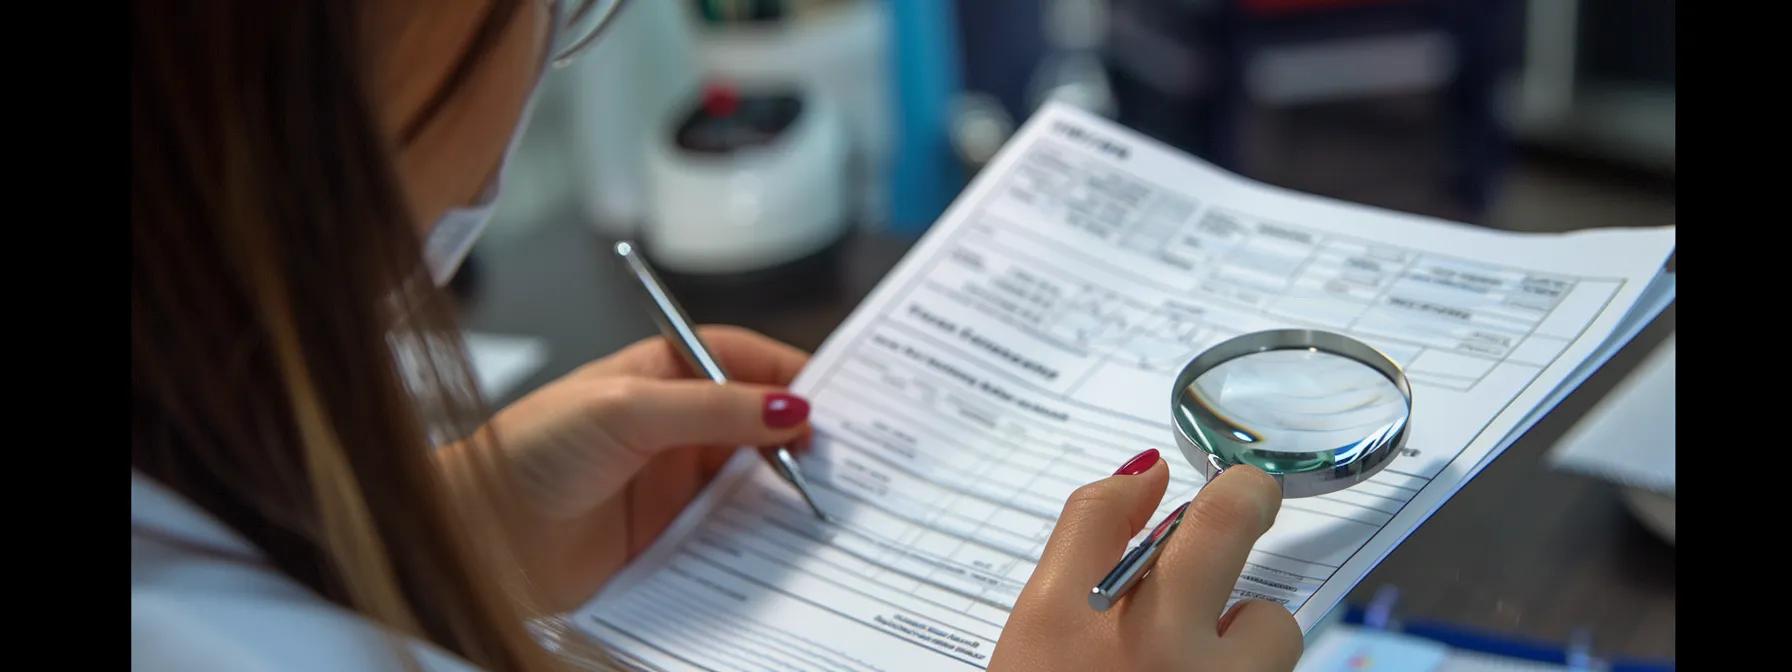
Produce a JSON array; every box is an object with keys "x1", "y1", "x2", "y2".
[
  {"x1": 1089, "y1": 329, "x2": 1412, "y2": 611},
  {"x1": 1173, "y1": 328, "x2": 1412, "y2": 497}
]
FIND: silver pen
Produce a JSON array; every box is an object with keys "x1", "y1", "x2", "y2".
[
  {"x1": 1088, "y1": 500, "x2": 1191, "y2": 611},
  {"x1": 612, "y1": 241, "x2": 832, "y2": 523}
]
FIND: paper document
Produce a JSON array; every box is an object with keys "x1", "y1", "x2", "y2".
[
  {"x1": 1547, "y1": 334, "x2": 1675, "y2": 494},
  {"x1": 1294, "y1": 626, "x2": 1450, "y2": 672},
  {"x1": 464, "y1": 331, "x2": 548, "y2": 401},
  {"x1": 571, "y1": 103, "x2": 1676, "y2": 671}
]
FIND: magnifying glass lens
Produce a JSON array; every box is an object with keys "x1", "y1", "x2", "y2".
[
  {"x1": 1171, "y1": 331, "x2": 1412, "y2": 497},
  {"x1": 1181, "y1": 349, "x2": 1406, "y2": 472}
]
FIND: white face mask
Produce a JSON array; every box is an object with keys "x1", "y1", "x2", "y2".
[
  {"x1": 423, "y1": 180, "x2": 501, "y2": 286},
  {"x1": 419, "y1": 35, "x2": 552, "y2": 287}
]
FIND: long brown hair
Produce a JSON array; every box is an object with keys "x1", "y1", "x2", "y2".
[{"x1": 132, "y1": 1, "x2": 559, "y2": 669}]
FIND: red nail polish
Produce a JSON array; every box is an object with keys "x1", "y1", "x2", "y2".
[
  {"x1": 1217, "y1": 602, "x2": 1243, "y2": 635},
  {"x1": 763, "y1": 392, "x2": 810, "y2": 428},
  {"x1": 1114, "y1": 449, "x2": 1160, "y2": 476}
]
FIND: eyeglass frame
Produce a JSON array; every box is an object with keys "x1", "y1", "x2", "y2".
[{"x1": 548, "y1": 0, "x2": 631, "y2": 68}]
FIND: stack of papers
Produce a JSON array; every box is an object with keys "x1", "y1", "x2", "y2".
[
  {"x1": 1547, "y1": 334, "x2": 1675, "y2": 495},
  {"x1": 1296, "y1": 626, "x2": 1587, "y2": 672},
  {"x1": 1546, "y1": 332, "x2": 1674, "y2": 543},
  {"x1": 571, "y1": 103, "x2": 1676, "y2": 671},
  {"x1": 1295, "y1": 626, "x2": 1451, "y2": 672}
]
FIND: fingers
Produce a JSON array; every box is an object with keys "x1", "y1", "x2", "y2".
[
  {"x1": 591, "y1": 378, "x2": 811, "y2": 455},
  {"x1": 699, "y1": 326, "x2": 810, "y2": 385},
  {"x1": 1132, "y1": 466, "x2": 1282, "y2": 628},
  {"x1": 1217, "y1": 599, "x2": 1303, "y2": 671},
  {"x1": 598, "y1": 325, "x2": 810, "y2": 385},
  {"x1": 1026, "y1": 450, "x2": 1171, "y2": 606}
]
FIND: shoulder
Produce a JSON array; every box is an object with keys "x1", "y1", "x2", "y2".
[
  {"x1": 132, "y1": 592, "x2": 278, "y2": 671},
  {"x1": 132, "y1": 474, "x2": 483, "y2": 672}
]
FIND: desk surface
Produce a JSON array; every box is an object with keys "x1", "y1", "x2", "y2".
[{"x1": 455, "y1": 216, "x2": 1675, "y2": 662}]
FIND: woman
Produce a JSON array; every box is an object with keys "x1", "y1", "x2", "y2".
[{"x1": 130, "y1": 1, "x2": 1303, "y2": 670}]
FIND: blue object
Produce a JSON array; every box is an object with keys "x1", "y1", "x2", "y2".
[
  {"x1": 884, "y1": 0, "x2": 964, "y2": 234},
  {"x1": 952, "y1": 0, "x2": 1047, "y2": 124},
  {"x1": 1301, "y1": 627, "x2": 1450, "y2": 672},
  {"x1": 1340, "y1": 604, "x2": 1675, "y2": 670},
  {"x1": 1104, "y1": 0, "x2": 1519, "y2": 218}
]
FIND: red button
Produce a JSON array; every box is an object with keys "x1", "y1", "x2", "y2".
[{"x1": 702, "y1": 82, "x2": 739, "y2": 117}]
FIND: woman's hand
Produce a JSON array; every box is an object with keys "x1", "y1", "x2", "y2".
[
  {"x1": 450, "y1": 326, "x2": 813, "y2": 611},
  {"x1": 990, "y1": 451, "x2": 1302, "y2": 672}
]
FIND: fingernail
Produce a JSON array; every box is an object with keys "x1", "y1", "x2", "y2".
[
  {"x1": 763, "y1": 392, "x2": 810, "y2": 428},
  {"x1": 1114, "y1": 449, "x2": 1160, "y2": 476},
  {"x1": 1217, "y1": 604, "x2": 1243, "y2": 635}
]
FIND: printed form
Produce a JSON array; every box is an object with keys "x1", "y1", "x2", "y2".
[{"x1": 569, "y1": 103, "x2": 1677, "y2": 672}]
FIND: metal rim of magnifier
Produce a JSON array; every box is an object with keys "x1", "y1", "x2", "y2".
[{"x1": 1170, "y1": 329, "x2": 1413, "y2": 498}]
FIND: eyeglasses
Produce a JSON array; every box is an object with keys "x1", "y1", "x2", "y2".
[{"x1": 549, "y1": 0, "x2": 630, "y2": 68}]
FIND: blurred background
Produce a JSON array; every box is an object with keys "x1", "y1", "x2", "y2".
[
  {"x1": 457, "y1": 1, "x2": 1675, "y2": 669},
  {"x1": 485, "y1": 0, "x2": 1674, "y2": 249}
]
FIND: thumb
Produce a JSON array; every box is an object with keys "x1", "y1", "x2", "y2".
[
  {"x1": 1025, "y1": 449, "x2": 1170, "y2": 605},
  {"x1": 595, "y1": 378, "x2": 811, "y2": 455}
]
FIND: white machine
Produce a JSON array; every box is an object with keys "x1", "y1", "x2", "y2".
[{"x1": 642, "y1": 83, "x2": 849, "y2": 275}]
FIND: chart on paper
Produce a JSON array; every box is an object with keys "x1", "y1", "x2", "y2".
[{"x1": 574, "y1": 103, "x2": 1675, "y2": 672}]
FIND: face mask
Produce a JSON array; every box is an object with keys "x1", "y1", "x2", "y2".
[
  {"x1": 420, "y1": 33, "x2": 554, "y2": 287},
  {"x1": 423, "y1": 180, "x2": 500, "y2": 286}
]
